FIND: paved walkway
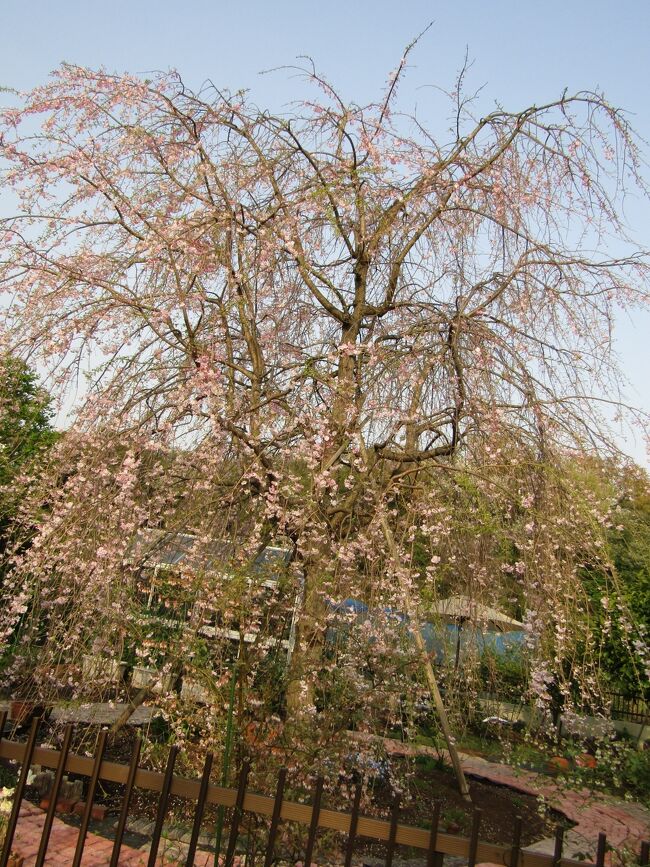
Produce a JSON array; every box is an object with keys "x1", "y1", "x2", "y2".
[
  {"x1": 9, "y1": 801, "x2": 218, "y2": 866},
  {"x1": 460, "y1": 752, "x2": 649, "y2": 860}
]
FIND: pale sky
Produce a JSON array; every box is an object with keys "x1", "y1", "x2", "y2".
[{"x1": 2, "y1": 0, "x2": 649, "y2": 463}]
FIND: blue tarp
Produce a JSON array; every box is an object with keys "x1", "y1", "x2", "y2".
[{"x1": 327, "y1": 598, "x2": 525, "y2": 663}]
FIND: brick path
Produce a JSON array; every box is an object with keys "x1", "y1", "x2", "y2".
[
  {"x1": 9, "y1": 801, "x2": 217, "y2": 866},
  {"x1": 459, "y1": 752, "x2": 650, "y2": 859}
]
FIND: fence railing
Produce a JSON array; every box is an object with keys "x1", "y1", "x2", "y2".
[
  {"x1": 608, "y1": 693, "x2": 650, "y2": 725},
  {"x1": 477, "y1": 691, "x2": 650, "y2": 729},
  {"x1": 0, "y1": 713, "x2": 648, "y2": 867}
]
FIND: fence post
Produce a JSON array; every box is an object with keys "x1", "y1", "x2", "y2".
[
  {"x1": 639, "y1": 840, "x2": 649, "y2": 866},
  {"x1": 467, "y1": 809, "x2": 481, "y2": 867},
  {"x1": 0, "y1": 716, "x2": 41, "y2": 867},
  {"x1": 509, "y1": 816, "x2": 522, "y2": 867},
  {"x1": 71, "y1": 728, "x2": 108, "y2": 867},
  {"x1": 185, "y1": 751, "x2": 214, "y2": 867},
  {"x1": 304, "y1": 776, "x2": 324, "y2": 867},
  {"x1": 35, "y1": 723, "x2": 74, "y2": 867},
  {"x1": 224, "y1": 759, "x2": 250, "y2": 867},
  {"x1": 147, "y1": 744, "x2": 179, "y2": 867},
  {"x1": 109, "y1": 735, "x2": 142, "y2": 867},
  {"x1": 263, "y1": 766, "x2": 287, "y2": 867},
  {"x1": 553, "y1": 826, "x2": 565, "y2": 867},
  {"x1": 343, "y1": 783, "x2": 362, "y2": 867},
  {"x1": 384, "y1": 794, "x2": 400, "y2": 867},
  {"x1": 427, "y1": 802, "x2": 443, "y2": 867}
]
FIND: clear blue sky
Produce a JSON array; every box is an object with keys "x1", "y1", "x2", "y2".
[{"x1": 2, "y1": 0, "x2": 649, "y2": 462}]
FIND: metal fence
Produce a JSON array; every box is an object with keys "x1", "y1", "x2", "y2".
[
  {"x1": 608, "y1": 693, "x2": 650, "y2": 725},
  {"x1": 0, "y1": 712, "x2": 648, "y2": 867}
]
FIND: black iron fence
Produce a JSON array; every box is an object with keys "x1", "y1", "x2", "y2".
[
  {"x1": 0, "y1": 712, "x2": 648, "y2": 867},
  {"x1": 608, "y1": 693, "x2": 650, "y2": 725}
]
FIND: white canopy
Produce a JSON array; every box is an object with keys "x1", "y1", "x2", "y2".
[{"x1": 429, "y1": 595, "x2": 524, "y2": 631}]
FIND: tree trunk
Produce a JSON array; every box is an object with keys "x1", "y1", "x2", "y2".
[
  {"x1": 378, "y1": 515, "x2": 471, "y2": 801},
  {"x1": 285, "y1": 564, "x2": 327, "y2": 717},
  {"x1": 410, "y1": 611, "x2": 471, "y2": 801},
  {"x1": 109, "y1": 686, "x2": 150, "y2": 737}
]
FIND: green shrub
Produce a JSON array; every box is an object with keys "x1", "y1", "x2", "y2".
[
  {"x1": 621, "y1": 749, "x2": 650, "y2": 800},
  {"x1": 479, "y1": 647, "x2": 527, "y2": 701}
]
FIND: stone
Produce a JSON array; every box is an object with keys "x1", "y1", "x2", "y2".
[
  {"x1": 28, "y1": 769, "x2": 55, "y2": 799},
  {"x1": 128, "y1": 817, "x2": 155, "y2": 835}
]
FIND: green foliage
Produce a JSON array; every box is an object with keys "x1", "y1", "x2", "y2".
[
  {"x1": 0, "y1": 355, "x2": 57, "y2": 492},
  {"x1": 0, "y1": 356, "x2": 58, "y2": 560},
  {"x1": 128, "y1": 612, "x2": 185, "y2": 667},
  {"x1": 0, "y1": 763, "x2": 17, "y2": 790},
  {"x1": 252, "y1": 648, "x2": 287, "y2": 717},
  {"x1": 479, "y1": 647, "x2": 528, "y2": 701},
  {"x1": 509, "y1": 741, "x2": 549, "y2": 771},
  {"x1": 414, "y1": 752, "x2": 449, "y2": 774},
  {"x1": 620, "y1": 749, "x2": 650, "y2": 800},
  {"x1": 0, "y1": 359, "x2": 57, "y2": 665},
  {"x1": 146, "y1": 713, "x2": 172, "y2": 743},
  {"x1": 569, "y1": 740, "x2": 650, "y2": 807},
  {"x1": 579, "y1": 463, "x2": 650, "y2": 698},
  {"x1": 187, "y1": 636, "x2": 214, "y2": 671},
  {"x1": 605, "y1": 493, "x2": 650, "y2": 696}
]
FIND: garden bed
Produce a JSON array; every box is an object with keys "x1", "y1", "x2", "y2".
[{"x1": 360, "y1": 753, "x2": 571, "y2": 854}]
